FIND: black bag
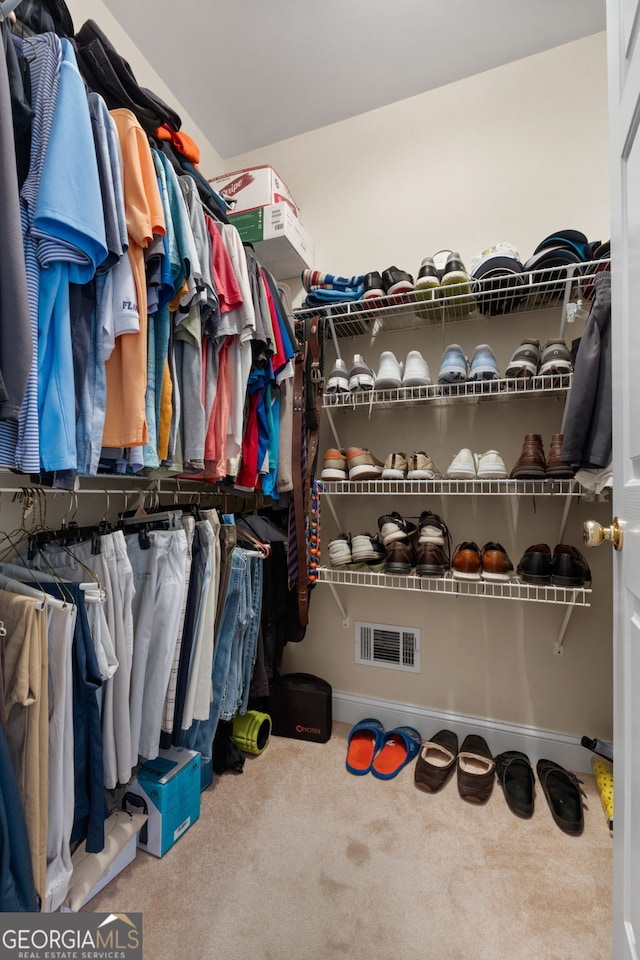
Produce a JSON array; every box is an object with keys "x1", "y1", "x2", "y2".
[
  {"x1": 268, "y1": 673, "x2": 332, "y2": 743},
  {"x1": 212, "y1": 720, "x2": 245, "y2": 775}
]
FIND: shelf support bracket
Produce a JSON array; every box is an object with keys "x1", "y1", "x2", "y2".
[
  {"x1": 554, "y1": 593, "x2": 579, "y2": 655},
  {"x1": 324, "y1": 408, "x2": 342, "y2": 451},
  {"x1": 322, "y1": 491, "x2": 342, "y2": 534},
  {"x1": 328, "y1": 583, "x2": 349, "y2": 628},
  {"x1": 557, "y1": 493, "x2": 573, "y2": 544},
  {"x1": 558, "y1": 263, "x2": 579, "y2": 340}
]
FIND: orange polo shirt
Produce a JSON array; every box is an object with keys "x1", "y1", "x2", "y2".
[{"x1": 103, "y1": 109, "x2": 165, "y2": 447}]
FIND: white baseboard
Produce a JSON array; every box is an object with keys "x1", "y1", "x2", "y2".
[{"x1": 332, "y1": 690, "x2": 593, "y2": 774}]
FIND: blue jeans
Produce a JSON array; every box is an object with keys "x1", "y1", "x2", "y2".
[
  {"x1": 219, "y1": 552, "x2": 250, "y2": 722},
  {"x1": 183, "y1": 548, "x2": 246, "y2": 764},
  {"x1": 239, "y1": 554, "x2": 263, "y2": 714}
]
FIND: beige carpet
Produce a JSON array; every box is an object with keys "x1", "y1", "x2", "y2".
[{"x1": 84, "y1": 723, "x2": 613, "y2": 960}]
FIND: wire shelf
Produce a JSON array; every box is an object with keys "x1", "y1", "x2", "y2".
[
  {"x1": 323, "y1": 373, "x2": 572, "y2": 409},
  {"x1": 316, "y1": 566, "x2": 591, "y2": 606},
  {"x1": 295, "y1": 260, "x2": 609, "y2": 339},
  {"x1": 318, "y1": 478, "x2": 582, "y2": 496}
]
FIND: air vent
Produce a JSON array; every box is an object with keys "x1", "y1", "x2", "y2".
[{"x1": 355, "y1": 621, "x2": 420, "y2": 673}]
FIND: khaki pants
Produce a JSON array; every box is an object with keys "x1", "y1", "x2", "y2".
[{"x1": 1, "y1": 589, "x2": 48, "y2": 905}]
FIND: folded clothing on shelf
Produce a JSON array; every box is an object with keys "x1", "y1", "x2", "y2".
[{"x1": 301, "y1": 269, "x2": 365, "y2": 306}]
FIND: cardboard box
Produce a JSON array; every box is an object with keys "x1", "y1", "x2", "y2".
[
  {"x1": 200, "y1": 755, "x2": 213, "y2": 791},
  {"x1": 129, "y1": 747, "x2": 201, "y2": 857},
  {"x1": 230, "y1": 202, "x2": 314, "y2": 279},
  {"x1": 209, "y1": 165, "x2": 299, "y2": 218}
]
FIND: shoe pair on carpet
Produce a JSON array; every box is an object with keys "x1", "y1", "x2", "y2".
[
  {"x1": 345, "y1": 720, "x2": 586, "y2": 833},
  {"x1": 414, "y1": 729, "x2": 586, "y2": 834}
]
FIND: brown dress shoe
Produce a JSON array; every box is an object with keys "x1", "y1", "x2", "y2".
[
  {"x1": 415, "y1": 541, "x2": 449, "y2": 577},
  {"x1": 451, "y1": 542, "x2": 481, "y2": 580},
  {"x1": 546, "y1": 433, "x2": 575, "y2": 478},
  {"x1": 480, "y1": 542, "x2": 514, "y2": 581},
  {"x1": 509, "y1": 433, "x2": 546, "y2": 479},
  {"x1": 384, "y1": 539, "x2": 415, "y2": 574},
  {"x1": 457, "y1": 734, "x2": 495, "y2": 803}
]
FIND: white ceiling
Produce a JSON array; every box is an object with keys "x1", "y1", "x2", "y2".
[{"x1": 107, "y1": 0, "x2": 606, "y2": 159}]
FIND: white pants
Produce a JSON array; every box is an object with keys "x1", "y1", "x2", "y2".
[
  {"x1": 162, "y1": 515, "x2": 195, "y2": 735},
  {"x1": 126, "y1": 529, "x2": 187, "y2": 763},
  {"x1": 181, "y1": 518, "x2": 215, "y2": 728},
  {"x1": 45, "y1": 602, "x2": 76, "y2": 912},
  {"x1": 34, "y1": 534, "x2": 134, "y2": 789}
]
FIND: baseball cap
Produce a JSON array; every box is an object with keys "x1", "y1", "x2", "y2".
[
  {"x1": 523, "y1": 246, "x2": 585, "y2": 272},
  {"x1": 533, "y1": 230, "x2": 590, "y2": 261},
  {"x1": 470, "y1": 243, "x2": 526, "y2": 316},
  {"x1": 470, "y1": 242, "x2": 524, "y2": 279}
]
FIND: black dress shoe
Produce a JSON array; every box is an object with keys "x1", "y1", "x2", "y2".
[
  {"x1": 536, "y1": 759, "x2": 586, "y2": 835},
  {"x1": 495, "y1": 751, "x2": 535, "y2": 818},
  {"x1": 516, "y1": 543, "x2": 553, "y2": 584},
  {"x1": 551, "y1": 545, "x2": 592, "y2": 586}
]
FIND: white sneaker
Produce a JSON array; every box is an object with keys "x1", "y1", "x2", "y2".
[
  {"x1": 403, "y1": 350, "x2": 432, "y2": 387},
  {"x1": 446, "y1": 448, "x2": 476, "y2": 479},
  {"x1": 475, "y1": 450, "x2": 508, "y2": 479},
  {"x1": 348, "y1": 355, "x2": 375, "y2": 391},
  {"x1": 375, "y1": 351, "x2": 403, "y2": 390},
  {"x1": 325, "y1": 358, "x2": 349, "y2": 393},
  {"x1": 407, "y1": 451, "x2": 442, "y2": 479},
  {"x1": 328, "y1": 533, "x2": 352, "y2": 567},
  {"x1": 382, "y1": 451, "x2": 408, "y2": 479}
]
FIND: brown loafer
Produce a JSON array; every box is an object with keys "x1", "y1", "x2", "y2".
[
  {"x1": 457, "y1": 734, "x2": 495, "y2": 803},
  {"x1": 414, "y1": 729, "x2": 458, "y2": 793}
]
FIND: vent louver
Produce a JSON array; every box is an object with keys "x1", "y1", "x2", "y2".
[{"x1": 355, "y1": 621, "x2": 420, "y2": 673}]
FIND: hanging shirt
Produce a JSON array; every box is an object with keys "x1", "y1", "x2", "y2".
[
  {"x1": 0, "y1": 26, "x2": 32, "y2": 424},
  {"x1": 0, "y1": 33, "x2": 61, "y2": 474},
  {"x1": 104, "y1": 108, "x2": 165, "y2": 448},
  {"x1": 218, "y1": 224, "x2": 257, "y2": 463},
  {"x1": 32, "y1": 43, "x2": 107, "y2": 473},
  {"x1": 179, "y1": 176, "x2": 218, "y2": 317},
  {"x1": 87, "y1": 92, "x2": 128, "y2": 270},
  {"x1": 155, "y1": 150, "x2": 199, "y2": 314}
]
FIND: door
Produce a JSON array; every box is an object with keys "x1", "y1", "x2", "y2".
[{"x1": 608, "y1": 2, "x2": 640, "y2": 956}]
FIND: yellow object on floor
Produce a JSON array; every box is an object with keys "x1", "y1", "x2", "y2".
[{"x1": 592, "y1": 757, "x2": 614, "y2": 831}]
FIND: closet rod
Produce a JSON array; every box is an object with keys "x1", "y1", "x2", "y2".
[{"x1": 0, "y1": 486, "x2": 220, "y2": 497}]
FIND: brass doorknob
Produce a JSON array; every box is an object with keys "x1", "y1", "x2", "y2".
[{"x1": 583, "y1": 518, "x2": 623, "y2": 550}]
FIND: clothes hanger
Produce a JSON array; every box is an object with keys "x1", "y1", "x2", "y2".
[
  {"x1": 234, "y1": 526, "x2": 270, "y2": 559},
  {"x1": 0, "y1": 568, "x2": 66, "y2": 610},
  {"x1": 23, "y1": 490, "x2": 106, "y2": 599},
  {"x1": 52, "y1": 488, "x2": 114, "y2": 554},
  {"x1": 0, "y1": 487, "x2": 47, "y2": 563},
  {"x1": 0, "y1": 500, "x2": 69, "y2": 609}
]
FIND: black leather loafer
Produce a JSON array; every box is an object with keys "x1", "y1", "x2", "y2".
[
  {"x1": 516, "y1": 543, "x2": 553, "y2": 583},
  {"x1": 495, "y1": 751, "x2": 535, "y2": 818},
  {"x1": 536, "y1": 759, "x2": 586, "y2": 835},
  {"x1": 551, "y1": 545, "x2": 592, "y2": 586}
]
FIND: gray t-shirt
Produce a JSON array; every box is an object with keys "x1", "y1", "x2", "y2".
[{"x1": 88, "y1": 91, "x2": 127, "y2": 270}]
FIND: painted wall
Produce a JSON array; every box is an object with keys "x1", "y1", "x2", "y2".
[
  {"x1": 65, "y1": 0, "x2": 225, "y2": 177},
  {"x1": 225, "y1": 33, "x2": 613, "y2": 741}
]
